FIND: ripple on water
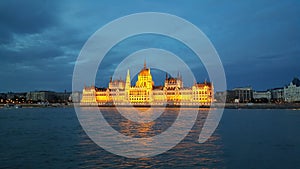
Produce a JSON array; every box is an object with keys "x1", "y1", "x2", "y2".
[{"x1": 2, "y1": 108, "x2": 300, "y2": 168}]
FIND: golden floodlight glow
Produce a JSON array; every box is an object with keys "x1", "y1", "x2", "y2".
[{"x1": 81, "y1": 61, "x2": 213, "y2": 106}]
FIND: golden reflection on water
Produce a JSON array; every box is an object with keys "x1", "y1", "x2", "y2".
[
  {"x1": 78, "y1": 107, "x2": 224, "y2": 167},
  {"x1": 119, "y1": 117, "x2": 155, "y2": 138}
]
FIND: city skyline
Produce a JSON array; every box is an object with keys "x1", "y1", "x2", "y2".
[{"x1": 1, "y1": 0, "x2": 300, "y2": 92}]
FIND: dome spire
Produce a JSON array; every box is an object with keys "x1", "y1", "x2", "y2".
[{"x1": 144, "y1": 59, "x2": 146, "y2": 69}]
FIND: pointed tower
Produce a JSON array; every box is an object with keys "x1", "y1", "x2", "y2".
[
  {"x1": 125, "y1": 69, "x2": 131, "y2": 101},
  {"x1": 177, "y1": 72, "x2": 183, "y2": 88},
  {"x1": 125, "y1": 69, "x2": 131, "y2": 89}
]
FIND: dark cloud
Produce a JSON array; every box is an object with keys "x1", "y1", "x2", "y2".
[
  {"x1": 0, "y1": 0, "x2": 299, "y2": 92},
  {"x1": 0, "y1": 0, "x2": 85, "y2": 92},
  {"x1": 0, "y1": 0, "x2": 59, "y2": 39}
]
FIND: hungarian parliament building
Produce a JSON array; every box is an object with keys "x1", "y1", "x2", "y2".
[{"x1": 81, "y1": 62, "x2": 214, "y2": 106}]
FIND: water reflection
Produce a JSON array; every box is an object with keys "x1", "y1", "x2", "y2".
[
  {"x1": 77, "y1": 107, "x2": 225, "y2": 168},
  {"x1": 119, "y1": 118, "x2": 155, "y2": 138},
  {"x1": 2, "y1": 108, "x2": 300, "y2": 168}
]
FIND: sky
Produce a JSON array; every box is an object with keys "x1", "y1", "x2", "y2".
[{"x1": 0, "y1": 0, "x2": 299, "y2": 92}]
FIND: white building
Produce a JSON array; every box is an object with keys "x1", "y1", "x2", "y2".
[
  {"x1": 71, "y1": 91, "x2": 82, "y2": 103},
  {"x1": 284, "y1": 78, "x2": 300, "y2": 102},
  {"x1": 253, "y1": 91, "x2": 271, "y2": 101}
]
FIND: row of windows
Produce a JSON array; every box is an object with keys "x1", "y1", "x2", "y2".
[
  {"x1": 90, "y1": 93, "x2": 212, "y2": 97},
  {"x1": 130, "y1": 97, "x2": 150, "y2": 101},
  {"x1": 193, "y1": 97, "x2": 209, "y2": 100},
  {"x1": 83, "y1": 94, "x2": 95, "y2": 97},
  {"x1": 153, "y1": 93, "x2": 165, "y2": 95},
  {"x1": 86, "y1": 90, "x2": 212, "y2": 96},
  {"x1": 194, "y1": 91, "x2": 209, "y2": 94},
  {"x1": 129, "y1": 91, "x2": 148, "y2": 95}
]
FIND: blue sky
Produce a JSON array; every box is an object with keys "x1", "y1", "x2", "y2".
[{"x1": 0, "y1": 0, "x2": 299, "y2": 92}]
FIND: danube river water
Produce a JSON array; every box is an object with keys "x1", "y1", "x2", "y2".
[{"x1": 0, "y1": 107, "x2": 299, "y2": 168}]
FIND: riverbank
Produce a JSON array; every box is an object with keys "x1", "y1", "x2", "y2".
[
  {"x1": 0, "y1": 103, "x2": 73, "y2": 108},
  {"x1": 221, "y1": 103, "x2": 300, "y2": 109},
  {"x1": 1, "y1": 103, "x2": 300, "y2": 109}
]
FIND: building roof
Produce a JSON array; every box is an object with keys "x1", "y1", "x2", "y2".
[
  {"x1": 195, "y1": 82, "x2": 212, "y2": 87},
  {"x1": 254, "y1": 90, "x2": 270, "y2": 93},
  {"x1": 110, "y1": 79, "x2": 125, "y2": 84},
  {"x1": 292, "y1": 77, "x2": 300, "y2": 87},
  {"x1": 96, "y1": 87, "x2": 107, "y2": 91},
  {"x1": 153, "y1": 86, "x2": 164, "y2": 90},
  {"x1": 232, "y1": 86, "x2": 252, "y2": 90},
  {"x1": 139, "y1": 68, "x2": 150, "y2": 76},
  {"x1": 166, "y1": 77, "x2": 178, "y2": 82}
]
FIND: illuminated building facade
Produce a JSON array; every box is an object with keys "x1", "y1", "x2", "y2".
[{"x1": 81, "y1": 62, "x2": 214, "y2": 106}]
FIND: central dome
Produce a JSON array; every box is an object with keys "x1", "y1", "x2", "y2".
[
  {"x1": 135, "y1": 60, "x2": 154, "y2": 88},
  {"x1": 139, "y1": 68, "x2": 150, "y2": 76}
]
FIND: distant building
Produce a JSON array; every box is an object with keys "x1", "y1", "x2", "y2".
[
  {"x1": 225, "y1": 90, "x2": 237, "y2": 103},
  {"x1": 284, "y1": 77, "x2": 300, "y2": 102},
  {"x1": 0, "y1": 93, "x2": 7, "y2": 103},
  {"x1": 6, "y1": 92, "x2": 26, "y2": 100},
  {"x1": 4, "y1": 92, "x2": 27, "y2": 103},
  {"x1": 229, "y1": 87, "x2": 253, "y2": 103},
  {"x1": 70, "y1": 91, "x2": 82, "y2": 103},
  {"x1": 270, "y1": 88, "x2": 284, "y2": 102},
  {"x1": 0, "y1": 93, "x2": 7, "y2": 99},
  {"x1": 26, "y1": 91, "x2": 56, "y2": 102},
  {"x1": 253, "y1": 90, "x2": 271, "y2": 102},
  {"x1": 55, "y1": 91, "x2": 71, "y2": 103},
  {"x1": 26, "y1": 91, "x2": 70, "y2": 103}
]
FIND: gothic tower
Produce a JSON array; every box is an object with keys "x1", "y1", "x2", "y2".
[{"x1": 125, "y1": 69, "x2": 131, "y2": 101}]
